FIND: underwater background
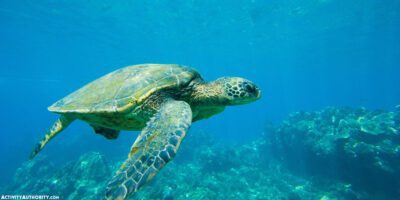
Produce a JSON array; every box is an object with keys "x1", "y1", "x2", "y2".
[{"x1": 0, "y1": 0, "x2": 399, "y2": 199}]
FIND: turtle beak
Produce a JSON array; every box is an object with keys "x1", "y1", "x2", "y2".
[
  {"x1": 255, "y1": 88, "x2": 261, "y2": 99},
  {"x1": 252, "y1": 85, "x2": 261, "y2": 101}
]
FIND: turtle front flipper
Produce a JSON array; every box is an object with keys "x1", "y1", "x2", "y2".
[
  {"x1": 106, "y1": 100, "x2": 192, "y2": 200},
  {"x1": 30, "y1": 115, "x2": 75, "y2": 159}
]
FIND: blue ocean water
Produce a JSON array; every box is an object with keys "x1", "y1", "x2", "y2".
[{"x1": 0, "y1": 0, "x2": 399, "y2": 199}]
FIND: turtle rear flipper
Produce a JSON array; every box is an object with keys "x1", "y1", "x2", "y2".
[
  {"x1": 106, "y1": 100, "x2": 192, "y2": 200},
  {"x1": 30, "y1": 115, "x2": 75, "y2": 159},
  {"x1": 91, "y1": 124, "x2": 120, "y2": 139}
]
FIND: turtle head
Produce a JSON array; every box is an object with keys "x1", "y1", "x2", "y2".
[{"x1": 215, "y1": 77, "x2": 261, "y2": 105}]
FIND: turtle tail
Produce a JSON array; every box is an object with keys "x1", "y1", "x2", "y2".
[{"x1": 30, "y1": 115, "x2": 75, "y2": 159}]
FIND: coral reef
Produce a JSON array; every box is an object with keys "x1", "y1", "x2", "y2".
[
  {"x1": 1, "y1": 134, "x2": 363, "y2": 200},
  {"x1": 266, "y1": 106, "x2": 400, "y2": 198},
  {"x1": 2, "y1": 152, "x2": 113, "y2": 200},
  {"x1": 2, "y1": 106, "x2": 399, "y2": 199}
]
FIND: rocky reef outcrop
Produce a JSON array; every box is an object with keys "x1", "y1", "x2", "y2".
[{"x1": 266, "y1": 106, "x2": 400, "y2": 198}]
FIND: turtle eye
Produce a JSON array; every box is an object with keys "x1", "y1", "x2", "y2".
[{"x1": 245, "y1": 84, "x2": 256, "y2": 93}]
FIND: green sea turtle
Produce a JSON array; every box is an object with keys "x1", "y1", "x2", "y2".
[{"x1": 30, "y1": 64, "x2": 261, "y2": 200}]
